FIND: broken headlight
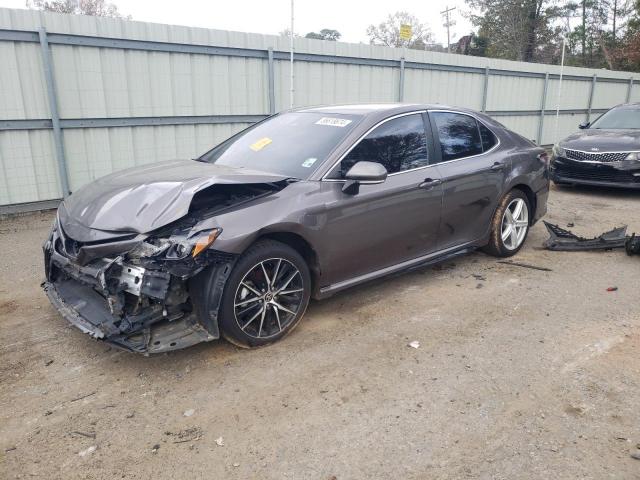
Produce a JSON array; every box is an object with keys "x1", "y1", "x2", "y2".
[
  {"x1": 552, "y1": 144, "x2": 566, "y2": 158},
  {"x1": 129, "y1": 228, "x2": 222, "y2": 261}
]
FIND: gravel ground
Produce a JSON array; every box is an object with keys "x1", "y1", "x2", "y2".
[{"x1": 0, "y1": 184, "x2": 639, "y2": 480}]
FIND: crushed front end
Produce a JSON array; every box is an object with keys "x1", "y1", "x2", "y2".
[{"x1": 42, "y1": 216, "x2": 236, "y2": 354}]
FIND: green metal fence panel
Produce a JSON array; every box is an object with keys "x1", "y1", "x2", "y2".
[{"x1": 1, "y1": 7, "x2": 639, "y2": 210}]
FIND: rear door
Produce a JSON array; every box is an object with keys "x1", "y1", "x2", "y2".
[
  {"x1": 428, "y1": 111, "x2": 508, "y2": 250},
  {"x1": 320, "y1": 112, "x2": 444, "y2": 284}
]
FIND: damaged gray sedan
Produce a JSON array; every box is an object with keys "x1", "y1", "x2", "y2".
[{"x1": 43, "y1": 104, "x2": 549, "y2": 353}]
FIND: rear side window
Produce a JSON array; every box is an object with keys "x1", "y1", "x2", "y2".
[
  {"x1": 432, "y1": 112, "x2": 482, "y2": 161},
  {"x1": 328, "y1": 113, "x2": 429, "y2": 179},
  {"x1": 479, "y1": 122, "x2": 498, "y2": 151}
]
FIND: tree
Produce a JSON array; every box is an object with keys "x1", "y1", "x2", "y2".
[
  {"x1": 465, "y1": 0, "x2": 570, "y2": 62},
  {"x1": 26, "y1": 0, "x2": 130, "y2": 18},
  {"x1": 305, "y1": 29, "x2": 341, "y2": 41},
  {"x1": 455, "y1": 32, "x2": 489, "y2": 55},
  {"x1": 559, "y1": 0, "x2": 637, "y2": 69},
  {"x1": 465, "y1": 0, "x2": 640, "y2": 69},
  {"x1": 609, "y1": 0, "x2": 640, "y2": 69},
  {"x1": 366, "y1": 11, "x2": 434, "y2": 49}
]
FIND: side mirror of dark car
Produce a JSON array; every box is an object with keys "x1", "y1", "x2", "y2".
[
  {"x1": 578, "y1": 121, "x2": 590, "y2": 129},
  {"x1": 342, "y1": 161, "x2": 388, "y2": 194}
]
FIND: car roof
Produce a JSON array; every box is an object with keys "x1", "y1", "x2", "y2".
[
  {"x1": 295, "y1": 103, "x2": 470, "y2": 115},
  {"x1": 293, "y1": 103, "x2": 503, "y2": 129}
]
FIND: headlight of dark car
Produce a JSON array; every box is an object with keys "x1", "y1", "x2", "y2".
[
  {"x1": 128, "y1": 228, "x2": 222, "y2": 261},
  {"x1": 552, "y1": 144, "x2": 566, "y2": 158},
  {"x1": 624, "y1": 152, "x2": 640, "y2": 161}
]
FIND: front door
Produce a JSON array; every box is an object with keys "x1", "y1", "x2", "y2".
[{"x1": 320, "y1": 112, "x2": 444, "y2": 285}]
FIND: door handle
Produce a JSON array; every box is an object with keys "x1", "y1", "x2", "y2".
[
  {"x1": 419, "y1": 178, "x2": 443, "y2": 189},
  {"x1": 490, "y1": 162, "x2": 505, "y2": 172}
]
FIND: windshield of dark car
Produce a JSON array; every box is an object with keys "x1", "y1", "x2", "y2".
[
  {"x1": 590, "y1": 107, "x2": 640, "y2": 129},
  {"x1": 198, "y1": 112, "x2": 362, "y2": 178}
]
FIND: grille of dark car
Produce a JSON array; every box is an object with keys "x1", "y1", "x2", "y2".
[
  {"x1": 553, "y1": 163, "x2": 639, "y2": 183},
  {"x1": 564, "y1": 149, "x2": 629, "y2": 163}
]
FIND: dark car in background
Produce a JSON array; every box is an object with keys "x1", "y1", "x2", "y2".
[
  {"x1": 43, "y1": 104, "x2": 549, "y2": 354},
  {"x1": 550, "y1": 103, "x2": 640, "y2": 189}
]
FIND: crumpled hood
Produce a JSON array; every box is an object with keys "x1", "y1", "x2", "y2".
[
  {"x1": 62, "y1": 160, "x2": 289, "y2": 237},
  {"x1": 561, "y1": 129, "x2": 640, "y2": 152}
]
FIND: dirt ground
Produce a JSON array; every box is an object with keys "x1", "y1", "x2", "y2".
[{"x1": 0, "y1": 184, "x2": 639, "y2": 480}]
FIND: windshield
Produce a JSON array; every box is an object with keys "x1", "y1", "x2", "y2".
[
  {"x1": 590, "y1": 106, "x2": 640, "y2": 129},
  {"x1": 198, "y1": 112, "x2": 362, "y2": 178}
]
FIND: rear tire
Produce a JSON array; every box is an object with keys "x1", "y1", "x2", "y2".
[
  {"x1": 483, "y1": 189, "x2": 531, "y2": 258},
  {"x1": 218, "y1": 240, "x2": 311, "y2": 348}
]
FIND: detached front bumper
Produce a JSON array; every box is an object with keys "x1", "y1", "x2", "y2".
[
  {"x1": 43, "y1": 226, "x2": 234, "y2": 354},
  {"x1": 550, "y1": 156, "x2": 640, "y2": 189}
]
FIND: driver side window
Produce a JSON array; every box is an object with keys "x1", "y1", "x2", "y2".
[{"x1": 327, "y1": 113, "x2": 429, "y2": 179}]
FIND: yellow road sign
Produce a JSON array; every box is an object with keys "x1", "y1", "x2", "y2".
[{"x1": 399, "y1": 24, "x2": 412, "y2": 41}]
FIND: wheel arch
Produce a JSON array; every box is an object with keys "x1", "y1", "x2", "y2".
[
  {"x1": 255, "y1": 231, "x2": 321, "y2": 294},
  {"x1": 509, "y1": 183, "x2": 536, "y2": 224}
]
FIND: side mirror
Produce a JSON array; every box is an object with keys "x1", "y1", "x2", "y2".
[
  {"x1": 342, "y1": 161, "x2": 388, "y2": 194},
  {"x1": 578, "y1": 121, "x2": 590, "y2": 129}
]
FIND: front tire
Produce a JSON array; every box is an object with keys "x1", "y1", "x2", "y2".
[
  {"x1": 218, "y1": 240, "x2": 311, "y2": 348},
  {"x1": 483, "y1": 189, "x2": 531, "y2": 257}
]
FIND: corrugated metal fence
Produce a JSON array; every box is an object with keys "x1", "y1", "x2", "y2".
[{"x1": 1, "y1": 7, "x2": 639, "y2": 212}]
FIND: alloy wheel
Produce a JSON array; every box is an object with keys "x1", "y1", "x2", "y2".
[
  {"x1": 233, "y1": 258, "x2": 304, "y2": 339},
  {"x1": 501, "y1": 198, "x2": 529, "y2": 250}
]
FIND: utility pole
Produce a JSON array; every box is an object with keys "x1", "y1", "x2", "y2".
[
  {"x1": 290, "y1": 0, "x2": 295, "y2": 108},
  {"x1": 441, "y1": 5, "x2": 456, "y2": 53},
  {"x1": 581, "y1": 0, "x2": 586, "y2": 63}
]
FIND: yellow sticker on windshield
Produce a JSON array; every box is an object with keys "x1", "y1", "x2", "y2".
[{"x1": 249, "y1": 137, "x2": 273, "y2": 152}]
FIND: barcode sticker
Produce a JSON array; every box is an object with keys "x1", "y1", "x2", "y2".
[{"x1": 315, "y1": 117, "x2": 352, "y2": 127}]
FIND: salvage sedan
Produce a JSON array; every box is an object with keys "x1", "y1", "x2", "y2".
[
  {"x1": 43, "y1": 104, "x2": 549, "y2": 353},
  {"x1": 550, "y1": 103, "x2": 640, "y2": 188}
]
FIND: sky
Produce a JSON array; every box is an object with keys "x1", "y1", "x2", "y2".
[{"x1": 0, "y1": 0, "x2": 473, "y2": 46}]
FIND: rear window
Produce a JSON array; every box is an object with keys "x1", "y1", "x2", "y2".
[
  {"x1": 479, "y1": 122, "x2": 498, "y2": 151},
  {"x1": 432, "y1": 112, "x2": 483, "y2": 161},
  {"x1": 198, "y1": 112, "x2": 361, "y2": 179}
]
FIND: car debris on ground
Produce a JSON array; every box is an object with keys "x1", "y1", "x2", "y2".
[
  {"x1": 497, "y1": 260, "x2": 553, "y2": 272},
  {"x1": 78, "y1": 445, "x2": 97, "y2": 457},
  {"x1": 543, "y1": 221, "x2": 640, "y2": 256}
]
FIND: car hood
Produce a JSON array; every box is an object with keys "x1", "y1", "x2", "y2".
[
  {"x1": 61, "y1": 160, "x2": 289, "y2": 238},
  {"x1": 561, "y1": 129, "x2": 640, "y2": 152}
]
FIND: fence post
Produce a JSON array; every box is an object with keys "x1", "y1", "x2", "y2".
[
  {"x1": 38, "y1": 27, "x2": 70, "y2": 197},
  {"x1": 267, "y1": 47, "x2": 276, "y2": 114},
  {"x1": 536, "y1": 72, "x2": 549, "y2": 145},
  {"x1": 586, "y1": 74, "x2": 597, "y2": 122},
  {"x1": 627, "y1": 77, "x2": 634, "y2": 103},
  {"x1": 398, "y1": 57, "x2": 405, "y2": 102},
  {"x1": 481, "y1": 66, "x2": 490, "y2": 112}
]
